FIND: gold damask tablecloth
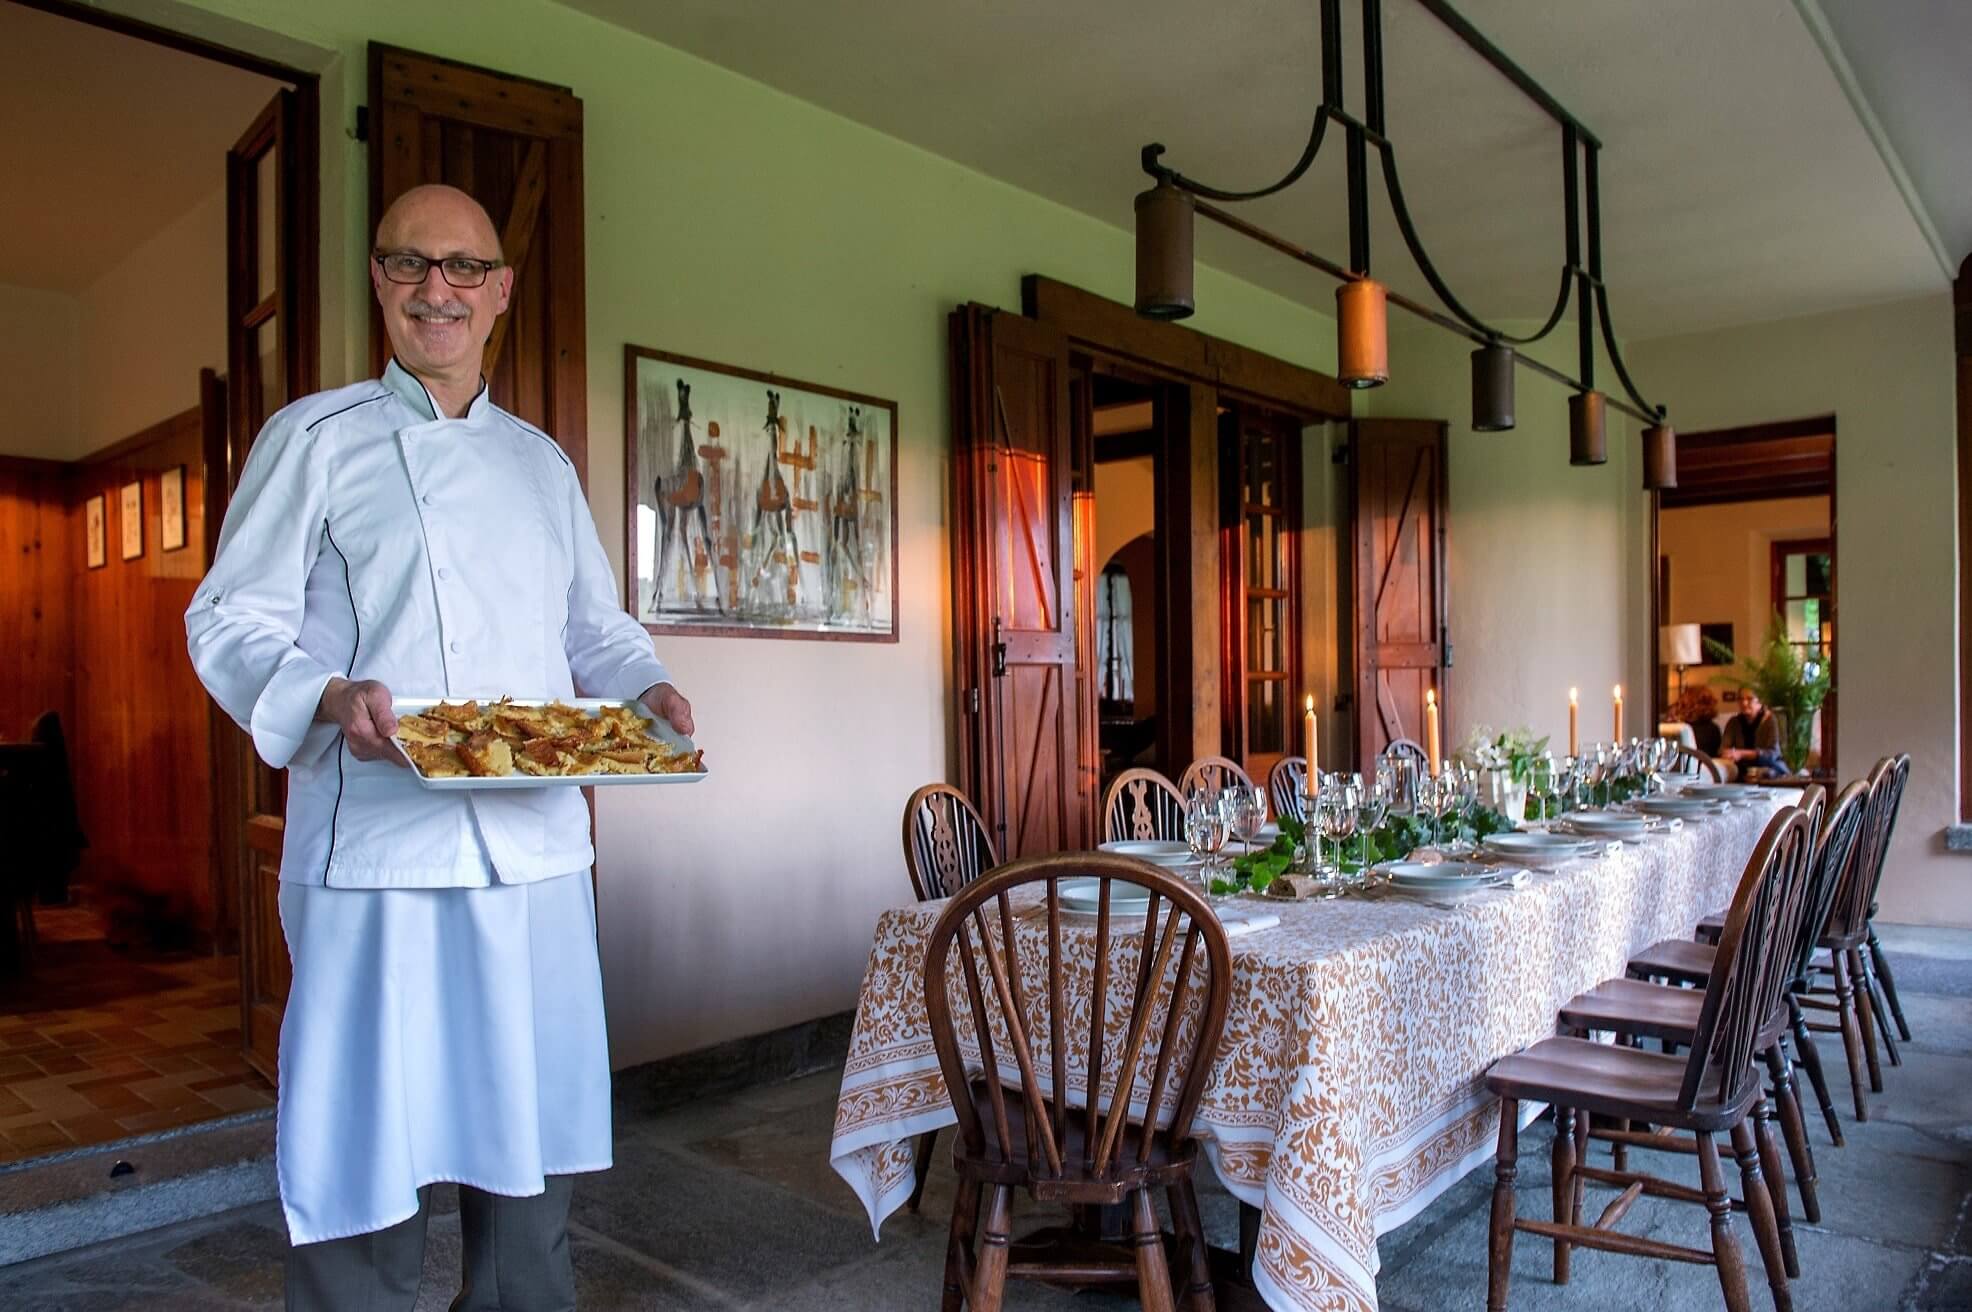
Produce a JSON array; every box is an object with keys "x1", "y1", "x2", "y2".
[{"x1": 829, "y1": 799, "x2": 1787, "y2": 1311}]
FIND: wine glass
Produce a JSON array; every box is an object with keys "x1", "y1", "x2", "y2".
[
  {"x1": 1440, "y1": 765, "x2": 1477, "y2": 853},
  {"x1": 1226, "y1": 785, "x2": 1267, "y2": 860},
  {"x1": 1185, "y1": 790, "x2": 1229, "y2": 887},
  {"x1": 1314, "y1": 780, "x2": 1358, "y2": 897},
  {"x1": 1355, "y1": 775, "x2": 1389, "y2": 881},
  {"x1": 1527, "y1": 753, "x2": 1556, "y2": 832}
]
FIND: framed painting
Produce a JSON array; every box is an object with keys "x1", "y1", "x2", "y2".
[
  {"x1": 119, "y1": 480, "x2": 143, "y2": 560},
  {"x1": 85, "y1": 494, "x2": 107, "y2": 569},
  {"x1": 625, "y1": 346, "x2": 898, "y2": 642},
  {"x1": 161, "y1": 464, "x2": 187, "y2": 552}
]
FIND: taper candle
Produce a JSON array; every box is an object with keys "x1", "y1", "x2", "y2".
[
  {"x1": 1613, "y1": 684, "x2": 1624, "y2": 743},
  {"x1": 1305, "y1": 695, "x2": 1318, "y2": 790},
  {"x1": 1568, "y1": 687, "x2": 1579, "y2": 757},
  {"x1": 1425, "y1": 688, "x2": 1441, "y2": 777}
]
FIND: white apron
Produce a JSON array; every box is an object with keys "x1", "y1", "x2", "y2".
[{"x1": 275, "y1": 871, "x2": 612, "y2": 1245}]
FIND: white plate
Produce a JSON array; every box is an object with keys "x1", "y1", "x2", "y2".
[
  {"x1": 1057, "y1": 877, "x2": 1157, "y2": 915},
  {"x1": 1633, "y1": 797, "x2": 1727, "y2": 818},
  {"x1": 1560, "y1": 811, "x2": 1650, "y2": 836},
  {"x1": 1383, "y1": 859, "x2": 1497, "y2": 886},
  {"x1": 1098, "y1": 840, "x2": 1195, "y2": 866},
  {"x1": 389, "y1": 697, "x2": 707, "y2": 790},
  {"x1": 1481, "y1": 832, "x2": 1600, "y2": 865},
  {"x1": 1682, "y1": 784, "x2": 1769, "y2": 803},
  {"x1": 1252, "y1": 822, "x2": 1282, "y2": 843}
]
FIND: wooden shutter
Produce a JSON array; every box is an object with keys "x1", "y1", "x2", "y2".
[
  {"x1": 368, "y1": 44, "x2": 588, "y2": 478},
  {"x1": 950, "y1": 306, "x2": 1089, "y2": 857},
  {"x1": 1352, "y1": 418, "x2": 1449, "y2": 766}
]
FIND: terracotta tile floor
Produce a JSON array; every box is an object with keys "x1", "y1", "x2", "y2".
[{"x1": 0, "y1": 904, "x2": 272, "y2": 1164}]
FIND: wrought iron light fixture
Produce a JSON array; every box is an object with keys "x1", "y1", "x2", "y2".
[{"x1": 1132, "y1": 0, "x2": 1670, "y2": 457}]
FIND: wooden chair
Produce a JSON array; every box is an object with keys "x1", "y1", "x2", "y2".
[
  {"x1": 1101, "y1": 768, "x2": 1187, "y2": 843},
  {"x1": 1266, "y1": 757, "x2": 1308, "y2": 824},
  {"x1": 1177, "y1": 755, "x2": 1255, "y2": 799},
  {"x1": 1672, "y1": 745, "x2": 1725, "y2": 782},
  {"x1": 899, "y1": 783, "x2": 1001, "y2": 1211},
  {"x1": 1381, "y1": 737, "x2": 1428, "y2": 764},
  {"x1": 1566, "y1": 784, "x2": 1865, "y2": 1269},
  {"x1": 924, "y1": 853, "x2": 1232, "y2": 1312},
  {"x1": 1484, "y1": 805, "x2": 1812, "y2": 1312}
]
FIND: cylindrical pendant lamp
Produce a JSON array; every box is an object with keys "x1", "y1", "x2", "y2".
[
  {"x1": 1470, "y1": 342, "x2": 1516, "y2": 431},
  {"x1": 1643, "y1": 420, "x2": 1677, "y2": 490},
  {"x1": 1336, "y1": 278, "x2": 1389, "y2": 389},
  {"x1": 1569, "y1": 390, "x2": 1607, "y2": 466},
  {"x1": 1134, "y1": 181, "x2": 1195, "y2": 320}
]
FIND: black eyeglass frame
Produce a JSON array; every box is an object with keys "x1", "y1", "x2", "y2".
[{"x1": 372, "y1": 252, "x2": 506, "y2": 288}]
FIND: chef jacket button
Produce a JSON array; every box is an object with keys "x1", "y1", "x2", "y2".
[
  {"x1": 449, "y1": 640, "x2": 462, "y2": 654},
  {"x1": 422, "y1": 493, "x2": 435, "y2": 506},
  {"x1": 437, "y1": 567, "x2": 451, "y2": 580}
]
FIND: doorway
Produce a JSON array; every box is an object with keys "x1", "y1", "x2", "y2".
[
  {"x1": 1089, "y1": 368, "x2": 1167, "y2": 787},
  {"x1": 1651, "y1": 417, "x2": 1837, "y2": 776},
  {"x1": 0, "y1": 0, "x2": 316, "y2": 1163}
]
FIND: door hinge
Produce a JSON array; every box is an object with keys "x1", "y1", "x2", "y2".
[
  {"x1": 967, "y1": 687, "x2": 981, "y2": 714},
  {"x1": 1443, "y1": 626, "x2": 1454, "y2": 669},
  {"x1": 354, "y1": 105, "x2": 369, "y2": 143},
  {"x1": 991, "y1": 619, "x2": 1008, "y2": 677}
]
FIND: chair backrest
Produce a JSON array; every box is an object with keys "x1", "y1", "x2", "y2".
[
  {"x1": 1671, "y1": 745, "x2": 1723, "y2": 782},
  {"x1": 921, "y1": 853, "x2": 1233, "y2": 1185},
  {"x1": 1786, "y1": 780, "x2": 1868, "y2": 987},
  {"x1": 1798, "y1": 782, "x2": 1827, "y2": 839},
  {"x1": 1829, "y1": 754, "x2": 1908, "y2": 938},
  {"x1": 1382, "y1": 737, "x2": 1428, "y2": 764},
  {"x1": 1101, "y1": 768, "x2": 1187, "y2": 843},
  {"x1": 901, "y1": 784, "x2": 998, "y2": 902},
  {"x1": 1266, "y1": 757, "x2": 1308, "y2": 823},
  {"x1": 1177, "y1": 755, "x2": 1255, "y2": 800},
  {"x1": 1682, "y1": 806, "x2": 1814, "y2": 1112}
]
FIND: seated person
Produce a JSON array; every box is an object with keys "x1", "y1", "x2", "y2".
[
  {"x1": 1721, "y1": 690, "x2": 1786, "y2": 775},
  {"x1": 1670, "y1": 685, "x2": 1723, "y2": 758}
]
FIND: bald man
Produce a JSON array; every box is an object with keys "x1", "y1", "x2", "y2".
[{"x1": 187, "y1": 185, "x2": 691, "y2": 1310}]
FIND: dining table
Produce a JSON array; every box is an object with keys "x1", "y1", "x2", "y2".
[{"x1": 829, "y1": 793, "x2": 1793, "y2": 1312}]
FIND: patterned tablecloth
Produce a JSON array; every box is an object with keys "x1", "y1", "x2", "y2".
[{"x1": 829, "y1": 799, "x2": 1788, "y2": 1311}]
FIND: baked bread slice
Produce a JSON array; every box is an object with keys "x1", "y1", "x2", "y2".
[
  {"x1": 457, "y1": 731, "x2": 515, "y2": 777},
  {"x1": 395, "y1": 713, "x2": 460, "y2": 745},
  {"x1": 587, "y1": 747, "x2": 651, "y2": 775},
  {"x1": 427, "y1": 700, "x2": 486, "y2": 731},
  {"x1": 492, "y1": 706, "x2": 558, "y2": 741},
  {"x1": 513, "y1": 737, "x2": 571, "y2": 776},
  {"x1": 404, "y1": 743, "x2": 470, "y2": 778}
]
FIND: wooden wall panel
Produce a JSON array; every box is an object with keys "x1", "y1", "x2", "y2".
[
  {"x1": 71, "y1": 408, "x2": 213, "y2": 938},
  {"x1": 0, "y1": 458, "x2": 75, "y2": 744}
]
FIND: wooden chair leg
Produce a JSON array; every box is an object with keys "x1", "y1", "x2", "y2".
[
  {"x1": 1167, "y1": 1180, "x2": 1218, "y2": 1312},
  {"x1": 1551, "y1": 1105, "x2": 1577, "y2": 1284},
  {"x1": 968, "y1": 1183, "x2": 1013, "y2": 1312},
  {"x1": 1130, "y1": 1187, "x2": 1178, "y2": 1312},
  {"x1": 1731, "y1": 1119, "x2": 1795, "y2": 1311},
  {"x1": 942, "y1": 1180, "x2": 981, "y2": 1312},
  {"x1": 1832, "y1": 950, "x2": 1870, "y2": 1121},
  {"x1": 1697, "y1": 1132, "x2": 1754, "y2": 1312},
  {"x1": 1869, "y1": 922, "x2": 1913, "y2": 1043},
  {"x1": 1752, "y1": 1097, "x2": 1799, "y2": 1280},
  {"x1": 1489, "y1": 1097, "x2": 1519, "y2": 1312},
  {"x1": 909, "y1": 1129, "x2": 939, "y2": 1212},
  {"x1": 1789, "y1": 995, "x2": 1844, "y2": 1146},
  {"x1": 1572, "y1": 1105, "x2": 1590, "y2": 1242},
  {"x1": 1766, "y1": 1042, "x2": 1819, "y2": 1224},
  {"x1": 1851, "y1": 948, "x2": 1885, "y2": 1092},
  {"x1": 1862, "y1": 954, "x2": 1903, "y2": 1068}
]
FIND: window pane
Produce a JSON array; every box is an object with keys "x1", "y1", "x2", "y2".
[
  {"x1": 256, "y1": 148, "x2": 278, "y2": 301},
  {"x1": 1784, "y1": 600, "x2": 1813, "y2": 643},
  {"x1": 1248, "y1": 597, "x2": 1282, "y2": 673},
  {"x1": 1248, "y1": 514, "x2": 1277, "y2": 589},
  {"x1": 1784, "y1": 552, "x2": 1806, "y2": 596},
  {"x1": 1246, "y1": 433, "x2": 1276, "y2": 506},
  {"x1": 1248, "y1": 678, "x2": 1284, "y2": 754},
  {"x1": 1806, "y1": 552, "x2": 1831, "y2": 596}
]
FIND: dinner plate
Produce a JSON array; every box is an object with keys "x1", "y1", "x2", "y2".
[
  {"x1": 1633, "y1": 797, "x2": 1727, "y2": 819},
  {"x1": 1057, "y1": 877, "x2": 1157, "y2": 915},
  {"x1": 1681, "y1": 784, "x2": 1769, "y2": 803},
  {"x1": 1382, "y1": 859, "x2": 1497, "y2": 886},
  {"x1": 1481, "y1": 832, "x2": 1600, "y2": 866},
  {"x1": 1559, "y1": 811, "x2": 1650, "y2": 838},
  {"x1": 1097, "y1": 840, "x2": 1195, "y2": 866}
]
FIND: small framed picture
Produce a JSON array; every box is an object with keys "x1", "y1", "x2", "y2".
[
  {"x1": 161, "y1": 465, "x2": 187, "y2": 552},
  {"x1": 119, "y1": 480, "x2": 143, "y2": 561},
  {"x1": 85, "y1": 494, "x2": 107, "y2": 569}
]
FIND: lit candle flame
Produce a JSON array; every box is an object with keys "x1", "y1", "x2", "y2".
[{"x1": 1569, "y1": 686, "x2": 1578, "y2": 704}]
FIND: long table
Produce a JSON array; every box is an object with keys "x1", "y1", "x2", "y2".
[{"x1": 829, "y1": 798, "x2": 1788, "y2": 1311}]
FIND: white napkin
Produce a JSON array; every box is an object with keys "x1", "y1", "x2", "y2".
[{"x1": 1215, "y1": 905, "x2": 1281, "y2": 936}]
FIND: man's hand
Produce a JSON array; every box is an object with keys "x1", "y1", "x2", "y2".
[
  {"x1": 318, "y1": 677, "x2": 406, "y2": 765},
  {"x1": 640, "y1": 682, "x2": 695, "y2": 738}
]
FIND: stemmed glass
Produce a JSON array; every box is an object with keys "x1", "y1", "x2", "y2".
[
  {"x1": 1440, "y1": 765, "x2": 1479, "y2": 853},
  {"x1": 1314, "y1": 778, "x2": 1359, "y2": 898},
  {"x1": 1355, "y1": 774, "x2": 1390, "y2": 883},
  {"x1": 1185, "y1": 790, "x2": 1230, "y2": 888},
  {"x1": 1226, "y1": 785, "x2": 1267, "y2": 860},
  {"x1": 1527, "y1": 753, "x2": 1557, "y2": 832}
]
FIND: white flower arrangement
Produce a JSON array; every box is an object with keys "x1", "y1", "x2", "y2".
[{"x1": 1455, "y1": 724, "x2": 1550, "y2": 784}]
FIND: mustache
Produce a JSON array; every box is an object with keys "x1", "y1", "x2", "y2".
[{"x1": 405, "y1": 297, "x2": 470, "y2": 319}]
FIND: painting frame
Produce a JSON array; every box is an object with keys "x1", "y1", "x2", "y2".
[
  {"x1": 84, "y1": 494, "x2": 107, "y2": 570},
  {"x1": 160, "y1": 464, "x2": 187, "y2": 552},
  {"x1": 624, "y1": 345, "x2": 900, "y2": 643},
  {"x1": 119, "y1": 480, "x2": 143, "y2": 561}
]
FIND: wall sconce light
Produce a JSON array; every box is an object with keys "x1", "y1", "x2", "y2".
[
  {"x1": 1337, "y1": 278, "x2": 1389, "y2": 389},
  {"x1": 1133, "y1": 180, "x2": 1195, "y2": 320}
]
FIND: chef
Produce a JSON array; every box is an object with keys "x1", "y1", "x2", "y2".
[{"x1": 186, "y1": 184, "x2": 690, "y2": 1311}]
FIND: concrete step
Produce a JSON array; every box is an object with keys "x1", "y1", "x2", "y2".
[{"x1": 0, "y1": 1110, "x2": 277, "y2": 1265}]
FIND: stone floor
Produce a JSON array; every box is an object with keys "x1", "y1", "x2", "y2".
[
  {"x1": 0, "y1": 905, "x2": 272, "y2": 1164},
  {"x1": 0, "y1": 923, "x2": 1966, "y2": 1309}
]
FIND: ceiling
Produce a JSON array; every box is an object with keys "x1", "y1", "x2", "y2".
[
  {"x1": 0, "y1": 2, "x2": 283, "y2": 294},
  {"x1": 559, "y1": 0, "x2": 1950, "y2": 340}
]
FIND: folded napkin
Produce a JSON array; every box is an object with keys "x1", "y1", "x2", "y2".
[{"x1": 1215, "y1": 905, "x2": 1281, "y2": 936}]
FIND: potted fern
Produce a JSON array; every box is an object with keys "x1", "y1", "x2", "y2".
[{"x1": 1704, "y1": 615, "x2": 1831, "y2": 775}]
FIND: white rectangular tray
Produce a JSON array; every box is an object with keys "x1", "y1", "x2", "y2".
[{"x1": 388, "y1": 697, "x2": 707, "y2": 790}]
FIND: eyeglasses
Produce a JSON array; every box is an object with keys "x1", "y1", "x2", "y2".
[{"x1": 373, "y1": 252, "x2": 503, "y2": 288}]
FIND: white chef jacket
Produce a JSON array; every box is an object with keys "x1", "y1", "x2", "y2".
[{"x1": 187, "y1": 358, "x2": 670, "y2": 887}]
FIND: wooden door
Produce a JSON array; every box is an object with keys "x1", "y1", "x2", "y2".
[
  {"x1": 950, "y1": 305, "x2": 1090, "y2": 857},
  {"x1": 1352, "y1": 419, "x2": 1448, "y2": 767},
  {"x1": 1219, "y1": 402, "x2": 1303, "y2": 779},
  {"x1": 368, "y1": 44, "x2": 587, "y2": 478},
  {"x1": 225, "y1": 93, "x2": 313, "y2": 1080}
]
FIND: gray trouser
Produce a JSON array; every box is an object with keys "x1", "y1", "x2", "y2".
[{"x1": 286, "y1": 1175, "x2": 577, "y2": 1312}]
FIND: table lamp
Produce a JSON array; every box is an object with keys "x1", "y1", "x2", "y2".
[{"x1": 1659, "y1": 623, "x2": 1702, "y2": 698}]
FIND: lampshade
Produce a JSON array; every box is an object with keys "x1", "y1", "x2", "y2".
[
  {"x1": 1134, "y1": 180, "x2": 1195, "y2": 320},
  {"x1": 1643, "y1": 420, "x2": 1677, "y2": 490},
  {"x1": 1336, "y1": 278, "x2": 1389, "y2": 389},
  {"x1": 1569, "y1": 390, "x2": 1606, "y2": 466},
  {"x1": 1470, "y1": 342, "x2": 1515, "y2": 431},
  {"x1": 1659, "y1": 622, "x2": 1702, "y2": 666}
]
